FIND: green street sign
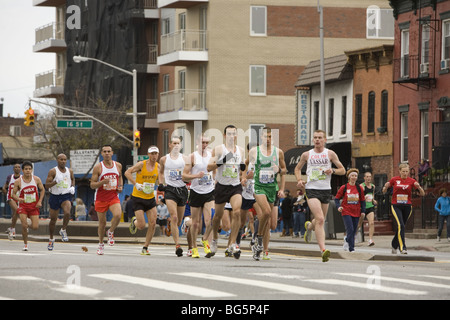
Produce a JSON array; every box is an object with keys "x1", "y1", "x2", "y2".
[{"x1": 57, "y1": 119, "x2": 93, "y2": 129}]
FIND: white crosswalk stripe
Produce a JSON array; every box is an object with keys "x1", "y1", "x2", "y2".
[
  {"x1": 89, "y1": 273, "x2": 235, "y2": 298},
  {"x1": 173, "y1": 272, "x2": 335, "y2": 296}
]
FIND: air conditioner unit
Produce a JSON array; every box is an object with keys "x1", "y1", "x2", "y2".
[
  {"x1": 420, "y1": 62, "x2": 429, "y2": 74},
  {"x1": 441, "y1": 59, "x2": 450, "y2": 70}
]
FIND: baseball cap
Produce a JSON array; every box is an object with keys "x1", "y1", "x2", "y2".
[{"x1": 148, "y1": 146, "x2": 159, "y2": 153}]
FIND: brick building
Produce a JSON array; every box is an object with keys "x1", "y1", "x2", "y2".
[{"x1": 390, "y1": 0, "x2": 450, "y2": 173}]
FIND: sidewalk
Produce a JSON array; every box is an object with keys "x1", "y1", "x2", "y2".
[{"x1": 1, "y1": 218, "x2": 449, "y2": 262}]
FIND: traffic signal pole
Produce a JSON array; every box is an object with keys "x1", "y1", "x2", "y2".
[{"x1": 28, "y1": 99, "x2": 133, "y2": 144}]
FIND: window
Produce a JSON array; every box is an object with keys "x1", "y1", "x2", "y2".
[
  {"x1": 380, "y1": 90, "x2": 388, "y2": 130},
  {"x1": 249, "y1": 65, "x2": 266, "y2": 95},
  {"x1": 442, "y1": 20, "x2": 450, "y2": 68},
  {"x1": 250, "y1": 6, "x2": 266, "y2": 36},
  {"x1": 366, "y1": 6, "x2": 394, "y2": 39},
  {"x1": 162, "y1": 129, "x2": 169, "y2": 155},
  {"x1": 341, "y1": 96, "x2": 347, "y2": 135},
  {"x1": 162, "y1": 18, "x2": 170, "y2": 35},
  {"x1": 401, "y1": 113, "x2": 408, "y2": 162},
  {"x1": 328, "y1": 98, "x2": 334, "y2": 137},
  {"x1": 421, "y1": 25, "x2": 430, "y2": 66},
  {"x1": 163, "y1": 74, "x2": 170, "y2": 92},
  {"x1": 401, "y1": 29, "x2": 410, "y2": 77},
  {"x1": 355, "y1": 94, "x2": 362, "y2": 133},
  {"x1": 313, "y1": 101, "x2": 319, "y2": 131},
  {"x1": 179, "y1": 12, "x2": 186, "y2": 30},
  {"x1": 421, "y1": 111, "x2": 429, "y2": 160},
  {"x1": 368, "y1": 91, "x2": 375, "y2": 133}
]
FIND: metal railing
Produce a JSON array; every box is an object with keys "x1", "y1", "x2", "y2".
[
  {"x1": 146, "y1": 99, "x2": 157, "y2": 118},
  {"x1": 136, "y1": 44, "x2": 158, "y2": 64},
  {"x1": 160, "y1": 89, "x2": 206, "y2": 113},
  {"x1": 35, "y1": 22, "x2": 65, "y2": 43},
  {"x1": 160, "y1": 30, "x2": 207, "y2": 56}
]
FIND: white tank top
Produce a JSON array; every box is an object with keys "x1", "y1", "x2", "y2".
[
  {"x1": 49, "y1": 166, "x2": 72, "y2": 195},
  {"x1": 216, "y1": 144, "x2": 242, "y2": 187},
  {"x1": 164, "y1": 153, "x2": 186, "y2": 188},
  {"x1": 242, "y1": 164, "x2": 255, "y2": 200},
  {"x1": 190, "y1": 150, "x2": 214, "y2": 194},
  {"x1": 306, "y1": 148, "x2": 332, "y2": 190}
]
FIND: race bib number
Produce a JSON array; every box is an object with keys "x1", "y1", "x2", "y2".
[
  {"x1": 347, "y1": 193, "x2": 359, "y2": 205},
  {"x1": 24, "y1": 193, "x2": 36, "y2": 204},
  {"x1": 168, "y1": 169, "x2": 182, "y2": 181},
  {"x1": 259, "y1": 168, "x2": 275, "y2": 184},
  {"x1": 198, "y1": 172, "x2": 213, "y2": 186},
  {"x1": 104, "y1": 178, "x2": 117, "y2": 191},
  {"x1": 222, "y1": 164, "x2": 238, "y2": 179},
  {"x1": 143, "y1": 182, "x2": 154, "y2": 195},
  {"x1": 56, "y1": 178, "x2": 69, "y2": 189},
  {"x1": 310, "y1": 168, "x2": 326, "y2": 181},
  {"x1": 397, "y1": 194, "x2": 408, "y2": 204}
]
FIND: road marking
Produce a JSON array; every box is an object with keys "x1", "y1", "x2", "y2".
[
  {"x1": 251, "y1": 272, "x2": 306, "y2": 280},
  {"x1": 337, "y1": 272, "x2": 450, "y2": 290},
  {"x1": 305, "y1": 279, "x2": 427, "y2": 295},
  {"x1": 173, "y1": 272, "x2": 335, "y2": 296},
  {"x1": 89, "y1": 273, "x2": 235, "y2": 298}
]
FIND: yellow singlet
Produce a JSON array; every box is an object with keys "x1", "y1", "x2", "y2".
[{"x1": 132, "y1": 161, "x2": 159, "y2": 200}]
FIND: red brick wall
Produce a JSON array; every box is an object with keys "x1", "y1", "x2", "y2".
[
  {"x1": 267, "y1": 65, "x2": 304, "y2": 96},
  {"x1": 267, "y1": 6, "x2": 366, "y2": 39}
]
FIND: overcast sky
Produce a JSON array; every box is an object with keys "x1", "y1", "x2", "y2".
[{"x1": 0, "y1": 2, "x2": 55, "y2": 118}]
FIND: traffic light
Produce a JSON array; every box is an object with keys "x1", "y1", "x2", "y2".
[
  {"x1": 24, "y1": 107, "x2": 35, "y2": 127},
  {"x1": 134, "y1": 130, "x2": 141, "y2": 148}
]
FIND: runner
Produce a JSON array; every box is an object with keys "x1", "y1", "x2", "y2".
[
  {"x1": 243, "y1": 127, "x2": 286, "y2": 261},
  {"x1": 205, "y1": 125, "x2": 245, "y2": 259},
  {"x1": 125, "y1": 146, "x2": 160, "y2": 255},
  {"x1": 158, "y1": 136, "x2": 189, "y2": 257},
  {"x1": 382, "y1": 163, "x2": 425, "y2": 254},
  {"x1": 45, "y1": 153, "x2": 75, "y2": 250},
  {"x1": 357, "y1": 171, "x2": 377, "y2": 246},
  {"x1": 90, "y1": 145, "x2": 123, "y2": 255},
  {"x1": 294, "y1": 129, "x2": 346, "y2": 262},
  {"x1": 2, "y1": 163, "x2": 21, "y2": 240},
  {"x1": 11, "y1": 161, "x2": 45, "y2": 251},
  {"x1": 182, "y1": 134, "x2": 214, "y2": 258}
]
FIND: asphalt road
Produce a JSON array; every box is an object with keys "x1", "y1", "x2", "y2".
[{"x1": 0, "y1": 239, "x2": 449, "y2": 305}]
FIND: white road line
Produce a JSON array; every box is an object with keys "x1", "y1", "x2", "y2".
[
  {"x1": 173, "y1": 272, "x2": 335, "y2": 296},
  {"x1": 89, "y1": 273, "x2": 235, "y2": 298},
  {"x1": 337, "y1": 272, "x2": 450, "y2": 290},
  {"x1": 251, "y1": 273, "x2": 306, "y2": 280},
  {"x1": 418, "y1": 275, "x2": 450, "y2": 281},
  {"x1": 305, "y1": 279, "x2": 427, "y2": 295}
]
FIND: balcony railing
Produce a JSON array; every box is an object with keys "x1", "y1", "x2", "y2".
[
  {"x1": 35, "y1": 69, "x2": 64, "y2": 90},
  {"x1": 160, "y1": 30, "x2": 207, "y2": 56},
  {"x1": 160, "y1": 89, "x2": 206, "y2": 113},
  {"x1": 35, "y1": 22, "x2": 64, "y2": 43},
  {"x1": 136, "y1": 44, "x2": 158, "y2": 64},
  {"x1": 146, "y1": 99, "x2": 158, "y2": 118}
]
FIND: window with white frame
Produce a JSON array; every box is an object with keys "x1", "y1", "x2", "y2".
[
  {"x1": 442, "y1": 19, "x2": 450, "y2": 68},
  {"x1": 250, "y1": 6, "x2": 266, "y2": 36},
  {"x1": 401, "y1": 112, "x2": 408, "y2": 162},
  {"x1": 421, "y1": 111, "x2": 429, "y2": 161},
  {"x1": 401, "y1": 29, "x2": 410, "y2": 77},
  {"x1": 366, "y1": 6, "x2": 394, "y2": 39},
  {"x1": 421, "y1": 25, "x2": 430, "y2": 67},
  {"x1": 250, "y1": 65, "x2": 266, "y2": 95}
]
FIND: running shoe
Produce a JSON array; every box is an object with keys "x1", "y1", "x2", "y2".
[
  {"x1": 231, "y1": 243, "x2": 241, "y2": 259},
  {"x1": 8, "y1": 228, "x2": 15, "y2": 241},
  {"x1": 48, "y1": 239, "x2": 55, "y2": 251},
  {"x1": 322, "y1": 249, "x2": 330, "y2": 262},
  {"x1": 59, "y1": 229, "x2": 69, "y2": 242},
  {"x1": 23, "y1": 244, "x2": 28, "y2": 252},
  {"x1": 252, "y1": 243, "x2": 263, "y2": 261},
  {"x1": 262, "y1": 251, "x2": 271, "y2": 260},
  {"x1": 107, "y1": 229, "x2": 115, "y2": 246},
  {"x1": 304, "y1": 221, "x2": 312, "y2": 243},
  {"x1": 224, "y1": 248, "x2": 233, "y2": 257},
  {"x1": 141, "y1": 247, "x2": 150, "y2": 255},
  {"x1": 400, "y1": 249, "x2": 408, "y2": 255},
  {"x1": 129, "y1": 217, "x2": 137, "y2": 235},
  {"x1": 97, "y1": 243, "x2": 104, "y2": 255},
  {"x1": 187, "y1": 249, "x2": 192, "y2": 257},
  {"x1": 201, "y1": 239, "x2": 212, "y2": 257},
  {"x1": 343, "y1": 236, "x2": 349, "y2": 251},
  {"x1": 192, "y1": 247, "x2": 200, "y2": 258},
  {"x1": 391, "y1": 247, "x2": 398, "y2": 254},
  {"x1": 175, "y1": 245, "x2": 183, "y2": 257},
  {"x1": 368, "y1": 239, "x2": 375, "y2": 246}
]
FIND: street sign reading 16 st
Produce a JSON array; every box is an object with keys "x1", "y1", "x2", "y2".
[{"x1": 57, "y1": 119, "x2": 93, "y2": 129}]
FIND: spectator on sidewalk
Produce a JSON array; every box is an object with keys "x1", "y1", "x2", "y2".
[
  {"x1": 292, "y1": 189, "x2": 307, "y2": 238},
  {"x1": 280, "y1": 190, "x2": 293, "y2": 236},
  {"x1": 435, "y1": 188, "x2": 450, "y2": 241}
]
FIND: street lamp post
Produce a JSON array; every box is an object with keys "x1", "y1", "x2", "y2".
[{"x1": 73, "y1": 55, "x2": 139, "y2": 164}]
